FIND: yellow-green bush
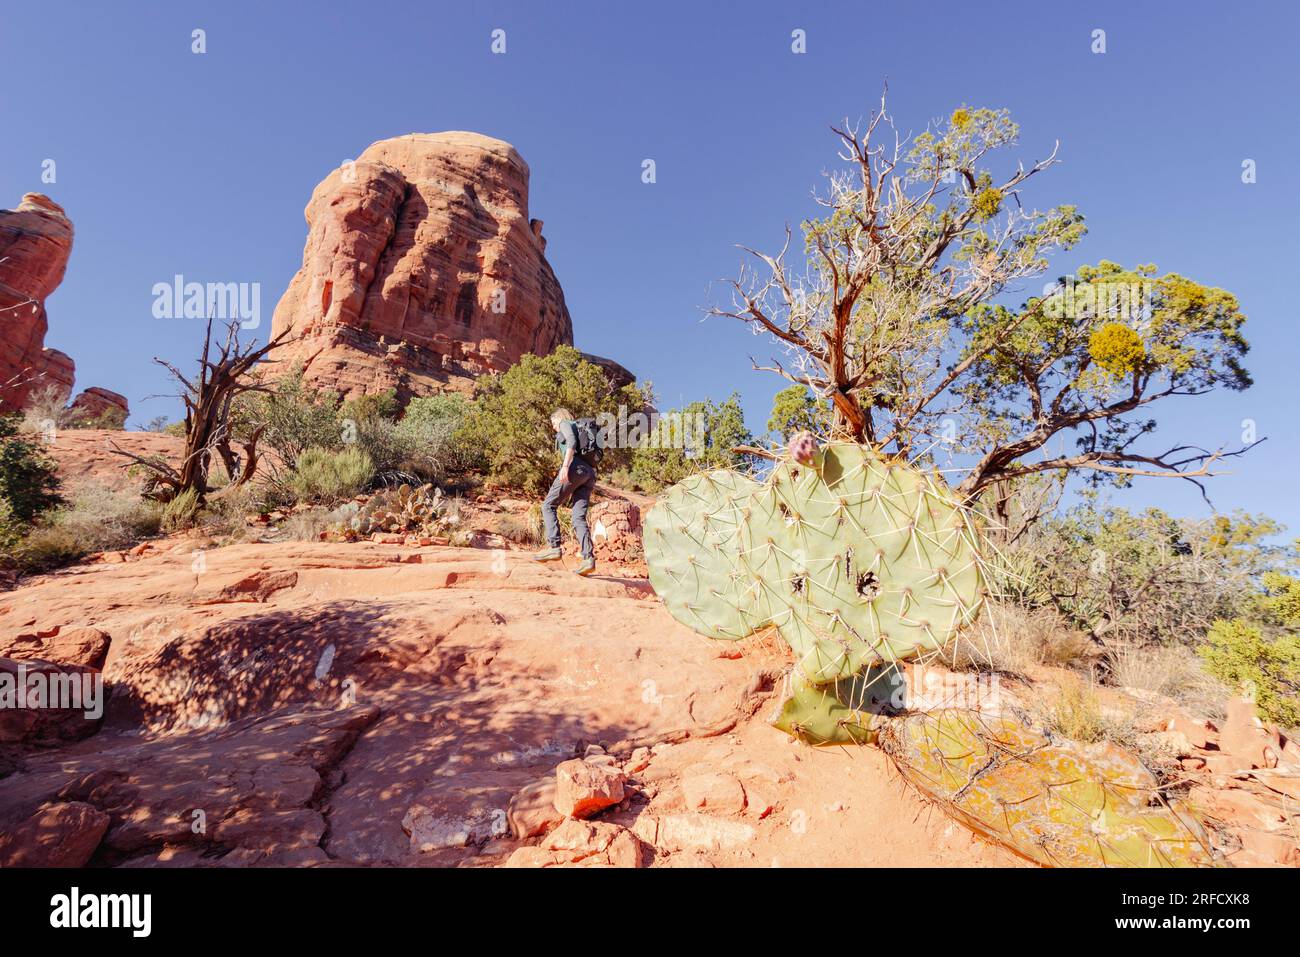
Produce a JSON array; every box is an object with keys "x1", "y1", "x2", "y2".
[
  {"x1": 1200, "y1": 572, "x2": 1300, "y2": 727},
  {"x1": 288, "y1": 446, "x2": 375, "y2": 504},
  {"x1": 7, "y1": 484, "x2": 162, "y2": 572},
  {"x1": 161, "y1": 487, "x2": 201, "y2": 531}
]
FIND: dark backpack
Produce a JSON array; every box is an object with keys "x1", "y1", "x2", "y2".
[{"x1": 570, "y1": 417, "x2": 605, "y2": 463}]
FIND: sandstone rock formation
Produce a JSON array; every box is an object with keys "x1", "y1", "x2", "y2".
[
  {"x1": 0, "y1": 194, "x2": 131, "y2": 419},
  {"x1": 271, "y1": 132, "x2": 630, "y2": 400},
  {"x1": 69, "y1": 386, "x2": 129, "y2": 426},
  {"x1": 0, "y1": 194, "x2": 76, "y2": 411}
]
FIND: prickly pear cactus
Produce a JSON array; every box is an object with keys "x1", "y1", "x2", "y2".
[
  {"x1": 879, "y1": 710, "x2": 1220, "y2": 867},
  {"x1": 739, "y1": 442, "x2": 984, "y2": 683},
  {"x1": 770, "y1": 666, "x2": 905, "y2": 746},
  {"x1": 350, "y1": 483, "x2": 444, "y2": 535},
  {"x1": 644, "y1": 470, "x2": 762, "y2": 640}
]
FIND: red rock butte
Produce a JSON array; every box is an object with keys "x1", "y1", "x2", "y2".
[
  {"x1": 0, "y1": 193, "x2": 76, "y2": 411},
  {"x1": 0, "y1": 193, "x2": 130, "y2": 419},
  {"x1": 271, "y1": 131, "x2": 630, "y2": 400}
]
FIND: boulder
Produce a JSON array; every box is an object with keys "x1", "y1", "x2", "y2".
[
  {"x1": 69, "y1": 387, "x2": 129, "y2": 426},
  {"x1": 681, "y1": 772, "x2": 747, "y2": 815},
  {"x1": 1219, "y1": 698, "x2": 1282, "y2": 769},
  {"x1": 0, "y1": 657, "x2": 104, "y2": 747},
  {"x1": 506, "y1": 777, "x2": 564, "y2": 840},
  {"x1": 0, "y1": 801, "x2": 110, "y2": 867},
  {"x1": 0, "y1": 626, "x2": 111, "y2": 670}
]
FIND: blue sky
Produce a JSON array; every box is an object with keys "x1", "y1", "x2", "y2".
[{"x1": 2, "y1": 0, "x2": 1297, "y2": 528}]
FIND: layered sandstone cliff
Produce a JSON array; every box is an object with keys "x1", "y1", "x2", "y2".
[
  {"x1": 0, "y1": 194, "x2": 130, "y2": 419},
  {"x1": 0, "y1": 194, "x2": 76, "y2": 411},
  {"x1": 271, "y1": 132, "x2": 630, "y2": 399}
]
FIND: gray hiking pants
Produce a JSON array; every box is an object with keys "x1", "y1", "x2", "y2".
[{"x1": 543, "y1": 458, "x2": 596, "y2": 560}]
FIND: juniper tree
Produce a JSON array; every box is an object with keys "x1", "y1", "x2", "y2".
[{"x1": 713, "y1": 90, "x2": 1253, "y2": 500}]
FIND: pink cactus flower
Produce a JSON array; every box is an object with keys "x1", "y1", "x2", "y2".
[{"x1": 788, "y1": 430, "x2": 819, "y2": 465}]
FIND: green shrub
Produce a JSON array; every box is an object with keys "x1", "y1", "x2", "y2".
[
  {"x1": 1200, "y1": 572, "x2": 1300, "y2": 727},
  {"x1": 766, "y1": 384, "x2": 830, "y2": 442},
  {"x1": 0, "y1": 415, "x2": 63, "y2": 539},
  {"x1": 288, "y1": 446, "x2": 375, "y2": 504},
  {"x1": 628, "y1": 394, "x2": 753, "y2": 492},
  {"x1": 161, "y1": 487, "x2": 201, "y2": 531},
  {"x1": 340, "y1": 389, "x2": 400, "y2": 425},
  {"x1": 991, "y1": 498, "x2": 1292, "y2": 647},
  {"x1": 8, "y1": 484, "x2": 161, "y2": 572},
  {"x1": 462, "y1": 346, "x2": 646, "y2": 493},
  {"x1": 398, "y1": 393, "x2": 481, "y2": 480},
  {"x1": 232, "y1": 367, "x2": 342, "y2": 469},
  {"x1": 347, "y1": 418, "x2": 410, "y2": 475}
]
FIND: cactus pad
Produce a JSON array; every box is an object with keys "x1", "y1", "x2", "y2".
[
  {"x1": 770, "y1": 666, "x2": 905, "y2": 746},
  {"x1": 879, "y1": 710, "x2": 1219, "y2": 867},
  {"x1": 643, "y1": 470, "x2": 762, "y2": 640},
  {"x1": 739, "y1": 442, "x2": 984, "y2": 683}
]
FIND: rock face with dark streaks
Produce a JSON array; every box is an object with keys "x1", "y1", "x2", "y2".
[{"x1": 271, "y1": 132, "x2": 629, "y2": 399}]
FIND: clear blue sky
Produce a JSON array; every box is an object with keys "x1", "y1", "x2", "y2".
[{"x1": 3, "y1": 0, "x2": 1296, "y2": 528}]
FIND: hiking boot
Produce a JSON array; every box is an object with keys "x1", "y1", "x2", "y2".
[
  {"x1": 573, "y1": 558, "x2": 596, "y2": 577},
  {"x1": 532, "y1": 546, "x2": 562, "y2": 563}
]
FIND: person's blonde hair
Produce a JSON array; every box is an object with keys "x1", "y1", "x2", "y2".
[{"x1": 551, "y1": 408, "x2": 573, "y2": 426}]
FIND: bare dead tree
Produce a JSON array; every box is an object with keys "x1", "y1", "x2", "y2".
[{"x1": 112, "y1": 317, "x2": 292, "y2": 501}]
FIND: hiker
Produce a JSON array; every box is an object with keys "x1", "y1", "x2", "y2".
[{"x1": 533, "y1": 407, "x2": 600, "y2": 576}]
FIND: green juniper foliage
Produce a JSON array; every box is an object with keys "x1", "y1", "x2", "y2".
[
  {"x1": 463, "y1": 345, "x2": 646, "y2": 493},
  {"x1": 0, "y1": 415, "x2": 63, "y2": 536},
  {"x1": 1201, "y1": 572, "x2": 1300, "y2": 727}
]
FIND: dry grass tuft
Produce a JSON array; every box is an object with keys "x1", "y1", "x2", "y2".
[{"x1": 948, "y1": 602, "x2": 1094, "y2": 676}]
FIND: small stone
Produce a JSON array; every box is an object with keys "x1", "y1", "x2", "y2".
[
  {"x1": 1170, "y1": 714, "x2": 1216, "y2": 750},
  {"x1": 0, "y1": 802, "x2": 109, "y2": 867},
  {"x1": 507, "y1": 778, "x2": 564, "y2": 840},
  {"x1": 502, "y1": 846, "x2": 558, "y2": 868},
  {"x1": 625, "y1": 747, "x2": 652, "y2": 774},
  {"x1": 681, "y1": 773, "x2": 747, "y2": 815},
  {"x1": 553, "y1": 759, "x2": 625, "y2": 819}
]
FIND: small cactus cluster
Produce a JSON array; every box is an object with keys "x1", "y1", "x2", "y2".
[
  {"x1": 336, "y1": 483, "x2": 446, "y2": 538},
  {"x1": 878, "y1": 709, "x2": 1219, "y2": 867}
]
